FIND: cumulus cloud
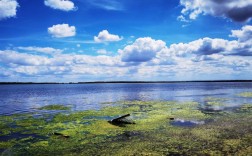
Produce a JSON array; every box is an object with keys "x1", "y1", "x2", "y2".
[
  {"x1": 0, "y1": 49, "x2": 127, "y2": 80},
  {"x1": 196, "y1": 38, "x2": 227, "y2": 55},
  {"x1": 0, "y1": 49, "x2": 123, "y2": 67},
  {"x1": 48, "y1": 24, "x2": 76, "y2": 38},
  {"x1": 230, "y1": 59, "x2": 250, "y2": 71},
  {"x1": 0, "y1": 50, "x2": 50, "y2": 66},
  {"x1": 176, "y1": 38, "x2": 228, "y2": 56},
  {"x1": 165, "y1": 36, "x2": 250, "y2": 58},
  {"x1": 94, "y1": 30, "x2": 123, "y2": 43},
  {"x1": 120, "y1": 37, "x2": 166, "y2": 62},
  {"x1": 1, "y1": 25, "x2": 252, "y2": 81},
  {"x1": 192, "y1": 54, "x2": 224, "y2": 62},
  {"x1": 230, "y1": 25, "x2": 252, "y2": 42},
  {"x1": 44, "y1": 0, "x2": 76, "y2": 11},
  {"x1": 0, "y1": 67, "x2": 12, "y2": 77},
  {"x1": 17, "y1": 46, "x2": 63, "y2": 54},
  {"x1": 0, "y1": 0, "x2": 19, "y2": 20},
  {"x1": 179, "y1": 0, "x2": 252, "y2": 22},
  {"x1": 152, "y1": 25, "x2": 252, "y2": 66},
  {"x1": 0, "y1": 50, "x2": 116, "y2": 80}
]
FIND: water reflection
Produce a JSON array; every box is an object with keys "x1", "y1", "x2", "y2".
[
  {"x1": 0, "y1": 82, "x2": 252, "y2": 115},
  {"x1": 170, "y1": 119, "x2": 205, "y2": 127}
]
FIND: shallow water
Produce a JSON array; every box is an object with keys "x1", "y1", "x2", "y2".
[
  {"x1": 170, "y1": 118, "x2": 207, "y2": 127},
  {"x1": 1, "y1": 83, "x2": 252, "y2": 155},
  {"x1": 0, "y1": 82, "x2": 252, "y2": 115}
]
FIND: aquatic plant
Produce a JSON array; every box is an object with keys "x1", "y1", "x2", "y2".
[
  {"x1": 238, "y1": 92, "x2": 252, "y2": 97},
  {"x1": 0, "y1": 100, "x2": 252, "y2": 155},
  {"x1": 38, "y1": 104, "x2": 71, "y2": 110},
  {"x1": 0, "y1": 140, "x2": 17, "y2": 149},
  {"x1": 237, "y1": 103, "x2": 252, "y2": 113}
]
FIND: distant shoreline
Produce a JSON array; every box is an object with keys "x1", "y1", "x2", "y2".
[{"x1": 0, "y1": 80, "x2": 252, "y2": 85}]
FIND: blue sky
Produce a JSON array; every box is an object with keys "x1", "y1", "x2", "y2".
[{"x1": 0, "y1": 0, "x2": 252, "y2": 82}]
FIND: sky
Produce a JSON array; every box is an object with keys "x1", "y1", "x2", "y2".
[{"x1": 0, "y1": 0, "x2": 252, "y2": 82}]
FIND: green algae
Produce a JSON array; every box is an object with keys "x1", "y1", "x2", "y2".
[
  {"x1": 203, "y1": 97, "x2": 226, "y2": 108},
  {"x1": 0, "y1": 140, "x2": 16, "y2": 149},
  {"x1": 205, "y1": 97, "x2": 227, "y2": 102},
  {"x1": 38, "y1": 104, "x2": 71, "y2": 110},
  {"x1": 238, "y1": 92, "x2": 252, "y2": 97},
  {"x1": 171, "y1": 102, "x2": 209, "y2": 120},
  {"x1": 16, "y1": 117, "x2": 46, "y2": 127},
  {"x1": 91, "y1": 111, "x2": 252, "y2": 156},
  {"x1": 206, "y1": 101, "x2": 225, "y2": 107},
  {"x1": 0, "y1": 100, "x2": 252, "y2": 155},
  {"x1": 238, "y1": 104, "x2": 252, "y2": 112}
]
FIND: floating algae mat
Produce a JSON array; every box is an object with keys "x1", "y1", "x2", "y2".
[
  {"x1": 238, "y1": 92, "x2": 252, "y2": 98},
  {"x1": 38, "y1": 104, "x2": 72, "y2": 111},
  {"x1": 1, "y1": 101, "x2": 252, "y2": 155}
]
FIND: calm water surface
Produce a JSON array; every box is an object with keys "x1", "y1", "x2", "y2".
[{"x1": 0, "y1": 82, "x2": 252, "y2": 115}]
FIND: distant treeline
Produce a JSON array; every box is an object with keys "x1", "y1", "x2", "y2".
[
  {"x1": 78, "y1": 80, "x2": 252, "y2": 84},
  {"x1": 0, "y1": 80, "x2": 252, "y2": 85}
]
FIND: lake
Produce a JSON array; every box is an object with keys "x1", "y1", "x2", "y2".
[
  {"x1": 1, "y1": 82, "x2": 252, "y2": 155},
  {"x1": 1, "y1": 82, "x2": 252, "y2": 115}
]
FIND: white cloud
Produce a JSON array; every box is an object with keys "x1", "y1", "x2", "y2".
[
  {"x1": 0, "y1": 49, "x2": 126, "y2": 79},
  {"x1": 120, "y1": 37, "x2": 166, "y2": 62},
  {"x1": 0, "y1": 67, "x2": 13, "y2": 77},
  {"x1": 1, "y1": 26, "x2": 252, "y2": 81},
  {"x1": 0, "y1": 49, "x2": 122, "y2": 67},
  {"x1": 230, "y1": 25, "x2": 252, "y2": 42},
  {"x1": 0, "y1": 50, "x2": 50, "y2": 66},
  {"x1": 17, "y1": 46, "x2": 63, "y2": 54},
  {"x1": 15, "y1": 66, "x2": 41, "y2": 75},
  {"x1": 0, "y1": 0, "x2": 19, "y2": 20},
  {"x1": 154, "y1": 26, "x2": 252, "y2": 66},
  {"x1": 44, "y1": 0, "x2": 76, "y2": 11},
  {"x1": 192, "y1": 54, "x2": 224, "y2": 62},
  {"x1": 94, "y1": 30, "x2": 123, "y2": 43},
  {"x1": 180, "y1": 0, "x2": 252, "y2": 22},
  {"x1": 72, "y1": 55, "x2": 123, "y2": 67},
  {"x1": 163, "y1": 37, "x2": 242, "y2": 58},
  {"x1": 48, "y1": 24, "x2": 76, "y2": 38},
  {"x1": 97, "y1": 49, "x2": 110, "y2": 55},
  {"x1": 177, "y1": 15, "x2": 189, "y2": 22},
  {"x1": 185, "y1": 38, "x2": 227, "y2": 55}
]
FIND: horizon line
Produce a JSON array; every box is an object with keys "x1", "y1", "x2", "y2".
[{"x1": 0, "y1": 80, "x2": 252, "y2": 84}]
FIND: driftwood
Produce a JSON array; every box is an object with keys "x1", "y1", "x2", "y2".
[
  {"x1": 108, "y1": 114, "x2": 136, "y2": 126},
  {"x1": 53, "y1": 132, "x2": 70, "y2": 138},
  {"x1": 169, "y1": 117, "x2": 175, "y2": 120}
]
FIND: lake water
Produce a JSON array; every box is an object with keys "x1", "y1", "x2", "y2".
[{"x1": 0, "y1": 82, "x2": 252, "y2": 115}]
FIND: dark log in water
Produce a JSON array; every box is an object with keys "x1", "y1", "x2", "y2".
[
  {"x1": 108, "y1": 114, "x2": 136, "y2": 126},
  {"x1": 53, "y1": 132, "x2": 70, "y2": 138}
]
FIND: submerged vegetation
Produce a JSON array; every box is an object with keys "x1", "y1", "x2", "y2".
[
  {"x1": 38, "y1": 104, "x2": 72, "y2": 110},
  {"x1": 238, "y1": 92, "x2": 252, "y2": 97},
  {"x1": 0, "y1": 99, "x2": 252, "y2": 155}
]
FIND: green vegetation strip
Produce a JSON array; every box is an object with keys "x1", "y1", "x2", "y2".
[
  {"x1": 38, "y1": 104, "x2": 71, "y2": 110},
  {"x1": 238, "y1": 92, "x2": 252, "y2": 97},
  {"x1": 0, "y1": 102, "x2": 252, "y2": 155}
]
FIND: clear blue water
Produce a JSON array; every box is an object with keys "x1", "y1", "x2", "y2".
[{"x1": 0, "y1": 82, "x2": 252, "y2": 115}]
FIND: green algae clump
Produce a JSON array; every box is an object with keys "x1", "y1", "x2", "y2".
[
  {"x1": 237, "y1": 104, "x2": 252, "y2": 112},
  {"x1": 0, "y1": 140, "x2": 17, "y2": 149},
  {"x1": 38, "y1": 104, "x2": 71, "y2": 110},
  {"x1": 238, "y1": 92, "x2": 252, "y2": 97}
]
